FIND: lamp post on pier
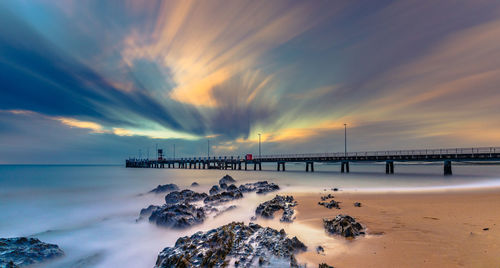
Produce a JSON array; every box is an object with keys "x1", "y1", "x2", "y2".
[
  {"x1": 344, "y1": 123, "x2": 347, "y2": 157},
  {"x1": 258, "y1": 133, "x2": 261, "y2": 158}
]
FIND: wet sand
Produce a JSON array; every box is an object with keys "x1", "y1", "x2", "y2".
[{"x1": 286, "y1": 188, "x2": 500, "y2": 267}]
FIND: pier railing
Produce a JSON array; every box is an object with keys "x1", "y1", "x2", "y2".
[
  {"x1": 128, "y1": 146, "x2": 500, "y2": 162},
  {"x1": 254, "y1": 147, "x2": 500, "y2": 160}
]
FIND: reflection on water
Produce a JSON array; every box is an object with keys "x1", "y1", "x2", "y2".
[{"x1": 0, "y1": 164, "x2": 499, "y2": 267}]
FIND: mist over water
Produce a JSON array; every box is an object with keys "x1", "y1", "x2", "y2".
[{"x1": 1, "y1": 164, "x2": 499, "y2": 267}]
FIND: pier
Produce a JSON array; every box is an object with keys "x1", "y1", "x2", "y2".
[{"x1": 126, "y1": 147, "x2": 500, "y2": 175}]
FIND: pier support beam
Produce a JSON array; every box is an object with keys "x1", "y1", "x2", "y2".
[
  {"x1": 385, "y1": 161, "x2": 394, "y2": 174},
  {"x1": 238, "y1": 162, "x2": 242, "y2": 170},
  {"x1": 306, "y1": 162, "x2": 314, "y2": 172},
  {"x1": 277, "y1": 162, "x2": 285, "y2": 171},
  {"x1": 254, "y1": 162, "x2": 262, "y2": 171},
  {"x1": 341, "y1": 161, "x2": 350, "y2": 173},
  {"x1": 444, "y1": 160, "x2": 452, "y2": 175},
  {"x1": 244, "y1": 161, "x2": 247, "y2": 170}
]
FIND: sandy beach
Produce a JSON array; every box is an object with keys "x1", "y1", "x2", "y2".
[{"x1": 278, "y1": 188, "x2": 500, "y2": 267}]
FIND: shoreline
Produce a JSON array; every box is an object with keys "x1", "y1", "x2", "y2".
[{"x1": 272, "y1": 187, "x2": 500, "y2": 267}]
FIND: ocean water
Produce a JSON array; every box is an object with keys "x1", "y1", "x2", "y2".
[{"x1": 1, "y1": 163, "x2": 500, "y2": 267}]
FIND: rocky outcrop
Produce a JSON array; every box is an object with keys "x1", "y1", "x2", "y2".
[
  {"x1": 154, "y1": 222, "x2": 306, "y2": 268},
  {"x1": 255, "y1": 195, "x2": 297, "y2": 222},
  {"x1": 318, "y1": 199, "x2": 341, "y2": 209},
  {"x1": 354, "y1": 202, "x2": 362, "y2": 207},
  {"x1": 191, "y1": 182, "x2": 199, "y2": 187},
  {"x1": 0, "y1": 237, "x2": 64, "y2": 267},
  {"x1": 323, "y1": 215, "x2": 365, "y2": 238},
  {"x1": 137, "y1": 205, "x2": 160, "y2": 221},
  {"x1": 149, "y1": 203, "x2": 206, "y2": 229},
  {"x1": 238, "y1": 181, "x2": 280, "y2": 194},
  {"x1": 219, "y1": 175, "x2": 236, "y2": 186},
  {"x1": 226, "y1": 184, "x2": 238, "y2": 192},
  {"x1": 209, "y1": 185, "x2": 221, "y2": 195},
  {"x1": 319, "y1": 263, "x2": 335, "y2": 268},
  {"x1": 149, "y1": 184, "x2": 179, "y2": 194},
  {"x1": 320, "y1": 194, "x2": 334, "y2": 201},
  {"x1": 204, "y1": 190, "x2": 243, "y2": 204},
  {"x1": 164, "y1": 189, "x2": 208, "y2": 204}
]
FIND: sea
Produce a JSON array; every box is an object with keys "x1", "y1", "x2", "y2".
[{"x1": 1, "y1": 163, "x2": 500, "y2": 267}]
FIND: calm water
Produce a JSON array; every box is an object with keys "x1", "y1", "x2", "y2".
[{"x1": 1, "y1": 163, "x2": 500, "y2": 267}]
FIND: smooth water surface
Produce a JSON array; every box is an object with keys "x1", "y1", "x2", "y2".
[{"x1": 1, "y1": 163, "x2": 499, "y2": 267}]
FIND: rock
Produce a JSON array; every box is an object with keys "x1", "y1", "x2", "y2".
[
  {"x1": 164, "y1": 189, "x2": 208, "y2": 204},
  {"x1": 316, "y1": 245, "x2": 325, "y2": 254},
  {"x1": 323, "y1": 215, "x2": 365, "y2": 238},
  {"x1": 332, "y1": 188, "x2": 339, "y2": 192},
  {"x1": 0, "y1": 237, "x2": 64, "y2": 267},
  {"x1": 209, "y1": 185, "x2": 221, "y2": 195},
  {"x1": 149, "y1": 184, "x2": 179, "y2": 194},
  {"x1": 220, "y1": 182, "x2": 228, "y2": 189},
  {"x1": 321, "y1": 194, "x2": 334, "y2": 201},
  {"x1": 483, "y1": 228, "x2": 489, "y2": 231},
  {"x1": 255, "y1": 195, "x2": 297, "y2": 222},
  {"x1": 318, "y1": 199, "x2": 341, "y2": 209},
  {"x1": 354, "y1": 202, "x2": 362, "y2": 207},
  {"x1": 149, "y1": 203, "x2": 206, "y2": 229},
  {"x1": 204, "y1": 190, "x2": 243, "y2": 204},
  {"x1": 256, "y1": 183, "x2": 280, "y2": 194},
  {"x1": 239, "y1": 181, "x2": 280, "y2": 194},
  {"x1": 226, "y1": 184, "x2": 238, "y2": 192},
  {"x1": 137, "y1": 205, "x2": 160, "y2": 221},
  {"x1": 154, "y1": 222, "x2": 306, "y2": 268},
  {"x1": 191, "y1": 182, "x2": 200, "y2": 187},
  {"x1": 319, "y1": 263, "x2": 335, "y2": 268},
  {"x1": 219, "y1": 175, "x2": 236, "y2": 186}
]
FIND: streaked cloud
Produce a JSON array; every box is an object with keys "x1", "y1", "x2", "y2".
[{"x1": 1, "y1": 0, "x2": 500, "y2": 163}]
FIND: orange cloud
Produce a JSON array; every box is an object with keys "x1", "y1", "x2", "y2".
[{"x1": 121, "y1": 1, "x2": 331, "y2": 108}]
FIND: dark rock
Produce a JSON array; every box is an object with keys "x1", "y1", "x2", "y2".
[
  {"x1": 149, "y1": 184, "x2": 179, "y2": 194},
  {"x1": 226, "y1": 184, "x2": 238, "y2": 192},
  {"x1": 483, "y1": 228, "x2": 489, "y2": 231},
  {"x1": 219, "y1": 175, "x2": 236, "y2": 186},
  {"x1": 137, "y1": 205, "x2": 160, "y2": 221},
  {"x1": 220, "y1": 182, "x2": 228, "y2": 189},
  {"x1": 204, "y1": 190, "x2": 243, "y2": 204},
  {"x1": 239, "y1": 181, "x2": 280, "y2": 194},
  {"x1": 149, "y1": 203, "x2": 206, "y2": 228},
  {"x1": 154, "y1": 222, "x2": 306, "y2": 268},
  {"x1": 209, "y1": 185, "x2": 221, "y2": 195},
  {"x1": 319, "y1": 263, "x2": 335, "y2": 268},
  {"x1": 255, "y1": 195, "x2": 297, "y2": 222},
  {"x1": 316, "y1": 245, "x2": 325, "y2": 254},
  {"x1": 164, "y1": 189, "x2": 208, "y2": 204},
  {"x1": 323, "y1": 215, "x2": 365, "y2": 238},
  {"x1": 318, "y1": 199, "x2": 341, "y2": 209},
  {"x1": 354, "y1": 202, "x2": 362, "y2": 207},
  {"x1": 256, "y1": 184, "x2": 280, "y2": 194},
  {"x1": 191, "y1": 182, "x2": 200, "y2": 187},
  {"x1": 321, "y1": 194, "x2": 334, "y2": 201},
  {"x1": 0, "y1": 237, "x2": 64, "y2": 267},
  {"x1": 332, "y1": 188, "x2": 339, "y2": 192}
]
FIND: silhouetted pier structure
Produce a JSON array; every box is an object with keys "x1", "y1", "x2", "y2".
[{"x1": 126, "y1": 147, "x2": 500, "y2": 175}]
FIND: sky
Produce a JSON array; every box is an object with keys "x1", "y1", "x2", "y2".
[{"x1": 1, "y1": 0, "x2": 500, "y2": 164}]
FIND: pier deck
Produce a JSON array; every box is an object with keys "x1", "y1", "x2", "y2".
[{"x1": 126, "y1": 147, "x2": 500, "y2": 175}]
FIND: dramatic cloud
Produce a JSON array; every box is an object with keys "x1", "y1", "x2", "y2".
[{"x1": 0, "y1": 0, "x2": 499, "y2": 163}]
